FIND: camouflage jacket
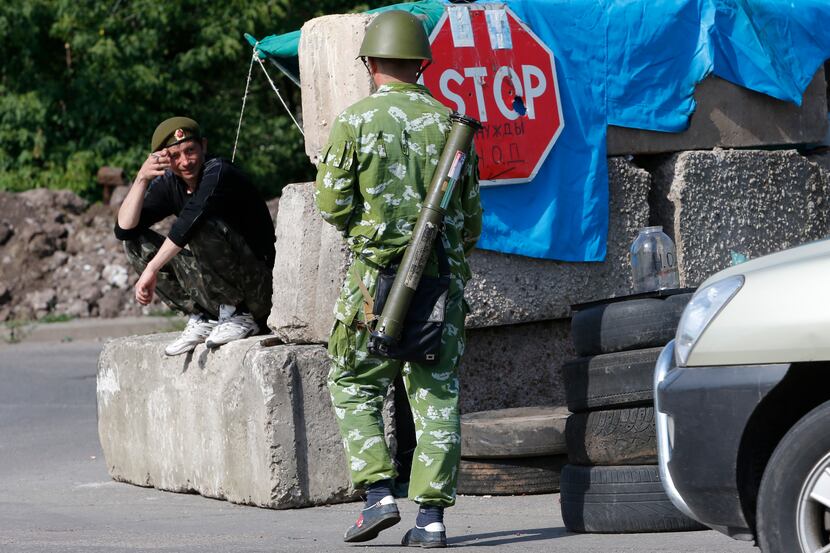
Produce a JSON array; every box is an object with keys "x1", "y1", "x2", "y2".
[{"x1": 315, "y1": 82, "x2": 482, "y2": 325}]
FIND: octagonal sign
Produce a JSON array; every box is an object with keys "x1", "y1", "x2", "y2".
[{"x1": 422, "y1": 4, "x2": 564, "y2": 186}]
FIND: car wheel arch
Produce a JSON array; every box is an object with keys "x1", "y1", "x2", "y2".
[{"x1": 735, "y1": 361, "x2": 830, "y2": 536}]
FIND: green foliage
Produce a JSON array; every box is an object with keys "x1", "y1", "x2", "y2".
[
  {"x1": 0, "y1": 0, "x2": 398, "y2": 200},
  {"x1": 39, "y1": 312, "x2": 75, "y2": 323}
]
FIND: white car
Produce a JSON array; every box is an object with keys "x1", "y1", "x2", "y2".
[{"x1": 654, "y1": 237, "x2": 830, "y2": 553}]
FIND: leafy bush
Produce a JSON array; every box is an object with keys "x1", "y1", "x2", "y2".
[{"x1": 0, "y1": 0, "x2": 395, "y2": 201}]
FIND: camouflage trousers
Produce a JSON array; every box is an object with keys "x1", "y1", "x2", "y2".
[
  {"x1": 327, "y1": 259, "x2": 466, "y2": 508},
  {"x1": 123, "y1": 219, "x2": 272, "y2": 322}
]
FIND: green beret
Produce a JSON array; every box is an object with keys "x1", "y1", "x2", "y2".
[{"x1": 151, "y1": 116, "x2": 202, "y2": 152}]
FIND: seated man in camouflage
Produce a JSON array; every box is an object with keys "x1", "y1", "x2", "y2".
[{"x1": 114, "y1": 117, "x2": 275, "y2": 355}]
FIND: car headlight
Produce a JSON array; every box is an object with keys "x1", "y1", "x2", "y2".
[{"x1": 675, "y1": 275, "x2": 744, "y2": 366}]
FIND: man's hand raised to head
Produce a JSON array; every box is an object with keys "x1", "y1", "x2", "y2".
[
  {"x1": 137, "y1": 150, "x2": 171, "y2": 184},
  {"x1": 118, "y1": 150, "x2": 172, "y2": 231}
]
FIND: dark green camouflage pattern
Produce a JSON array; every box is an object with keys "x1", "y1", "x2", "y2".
[{"x1": 123, "y1": 219, "x2": 272, "y2": 321}]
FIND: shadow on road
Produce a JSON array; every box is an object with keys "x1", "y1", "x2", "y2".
[{"x1": 448, "y1": 526, "x2": 570, "y2": 547}]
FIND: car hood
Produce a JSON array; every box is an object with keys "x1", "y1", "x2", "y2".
[
  {"x1": 699, "y1": 238, "x2": 830, "y2": 289},
  {"x1": 689, "y1": 237, "x2": 830, "y2": 366}
]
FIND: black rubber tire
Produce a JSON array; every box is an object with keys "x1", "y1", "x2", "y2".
[
  {"x1": 458, "y1": 455, "x2": 567, "y2": 496},
  {"x1": 566, "y1": 406, "x2": 657, "y2": 465},
  {"x1": 460, "y1": 406, "x2": 569, "y2": 459},
  {"x1": 571, "y1": 294, "x2": 692, "y2": 357},
  {"x1": 563, "y1": 348, "x2": 661, "y2": 413},
  {"x1": 560, "y1": 464, "x2": 706, "y2": 533},
  {"x1": 757, "y1": 400, "x2": 830, "y2": 553}
]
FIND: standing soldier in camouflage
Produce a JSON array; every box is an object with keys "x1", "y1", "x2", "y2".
[
  {"x1": 115, "y1": 117, "x2": 275, "y2": 355},
  {"x1": 315, "y1": 10, "x2": 482, "y2": 548}
]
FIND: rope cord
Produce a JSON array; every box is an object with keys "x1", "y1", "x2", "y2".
[
  {"x1": 255, "y1": 55, "x2": 305, "y2": 137},
  {"x1": 232, "y1": 42, "x2": 258, "y2": 163}
]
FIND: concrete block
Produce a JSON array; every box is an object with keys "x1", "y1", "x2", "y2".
[
  {"x1": 268, "y1": 159, "x2": 650, "y2": 342},
  {"x1": 97, "y1": 335, "x2": 355, "y2": 508},
  {"x1": 463, "y1": 157, "x2": 650, "y2": 325},
  {"x1": 299, "y1": 14, "x2": 373, "y2": 163},
  {"x1": 268, "y1": 183, "x2": 349, "y2": 343},
  {"x1": 608, "y1": 69, "x2": 828, "y2": 155},
  {"x1": 808, "y1": 151, "x2": 830, "y2": 188},
  {"x1": 459, "y1": 319, "x2": 575, "y2": 413},
  {"x1": 652, "y1": 149, "x2": 829, "y2": 287}
]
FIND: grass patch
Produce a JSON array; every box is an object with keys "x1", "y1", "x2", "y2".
[
  {"x1": 38, "y1": 313, "x2": 75, "y2": 324},
  {"x1": 163, "y1": 319, "x2": 187, "y2": 333},
  {"x1": 147, "y1": 308, "x2": 180, "y2": 318},
  {"x1": 2, "y1": 320, "x2": 36, "y2": 344}
]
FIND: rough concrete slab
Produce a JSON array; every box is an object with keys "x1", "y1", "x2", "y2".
[
  {"x1": 268, "y1": 183, "x2": 349, "y2": 344},
  {"x1": 460, "y1": 319, "x2": 574, "y2": 414},
  {"x1": 463, "y1": 157, "x2": 650, "y2": 326},
  {"x1": 808, "y1": 151, "x2": 830, "y2": 188},
  {"x1": 299, "y1": 14, "x2": 373, "y2": 163},
  {"x1": 97, "y1": 335, "x2": 355, "y2": 509},
  {"x1": 652, "y1": 149, "x2": 829, "y2": 287},
  {"x1": 608, "y1": 69, "x2": 828, "y2": 155},
  {"x1": 268, "y1": 159, "x2": 649, "y2": 342}
]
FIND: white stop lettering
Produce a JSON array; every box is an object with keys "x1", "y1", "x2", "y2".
[{"x1": 437, "y1": 64, "x2": 548, "y2": 123}]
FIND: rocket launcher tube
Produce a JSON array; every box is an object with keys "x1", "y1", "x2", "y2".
[{"x1": 368, "y1": 113, "x2": 482, "y2": 357}]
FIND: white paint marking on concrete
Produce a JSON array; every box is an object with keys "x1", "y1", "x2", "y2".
[{"x1": 96, "y1": 366, "x2": 120, "y2": 405}]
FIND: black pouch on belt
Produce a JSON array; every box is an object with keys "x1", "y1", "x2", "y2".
[{"x1": 370, "y1": 239, "x2": 450, "y2": 365}]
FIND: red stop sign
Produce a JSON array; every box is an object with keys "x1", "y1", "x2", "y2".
[{"x1": 422, "y1": 5, "x2": 564, "y2": 186}]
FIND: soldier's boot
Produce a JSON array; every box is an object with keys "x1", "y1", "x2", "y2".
[
  {"x1": 344, "y1": 479, "x2": 401, "y2": 543},
  {"x1": 344, "y1": 496, "x2": 401, "y2": 543},
  {"x1": 401, "y1": 505, "x2": 447, "y2": 548}
]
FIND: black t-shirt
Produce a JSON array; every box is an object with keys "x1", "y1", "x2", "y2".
[{"x1": 114, "y1": 157, "x2": 275, "y2": 265}]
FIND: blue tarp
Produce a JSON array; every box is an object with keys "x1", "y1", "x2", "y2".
[{"x1": 252, "y1": 0, "x2": 830, "y2": 261}]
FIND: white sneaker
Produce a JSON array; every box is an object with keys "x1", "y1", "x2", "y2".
[
  {"x1": 205, "y1": 304, "x2": 259, "y2": 348},
  {"x1": 164, "y1": 314, "x2": 217, "y2": 356}
]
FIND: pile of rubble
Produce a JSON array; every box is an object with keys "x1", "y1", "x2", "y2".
[
  {"x1": 0, "y1": 187, "x2": 278, "y2": 323},
  {"x1": 0, "y1": 189, "x2": 157, "y2": 322}
]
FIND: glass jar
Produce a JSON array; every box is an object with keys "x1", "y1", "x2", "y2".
[{"x1": 630, "y1": 226, "x2": 679, "y2": 293}]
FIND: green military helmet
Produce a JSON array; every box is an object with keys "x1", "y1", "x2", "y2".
[
  {"x1": 151, "y1": 116, "x2": 202, "y2": 152},
  {"x1": 358, "y1": 10, "x2": 432, "y2": 61}
]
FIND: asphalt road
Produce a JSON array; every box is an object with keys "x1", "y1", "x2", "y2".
[{"x1": 0, "y1": 336, "x2": 760, "y2": 552}]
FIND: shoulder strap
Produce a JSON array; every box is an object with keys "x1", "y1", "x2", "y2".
[{"x1": 351, "y1": 264, "x2": 376, "y2": 324}]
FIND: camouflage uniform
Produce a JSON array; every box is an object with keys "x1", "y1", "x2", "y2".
[
  {"x1": 123, "y1": 219, "x2": 273, "y2": 322},
  {"x1": 315, "y1": 82, "x2": 482, "y2": 507}
]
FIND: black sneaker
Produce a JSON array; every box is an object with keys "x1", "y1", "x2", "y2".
[
  {"x1": 343, "y1": 496, "x2": 401, "y2": 543},
  {"x1": 401, "y1": 523, "x2": 447, "y2": 548}
]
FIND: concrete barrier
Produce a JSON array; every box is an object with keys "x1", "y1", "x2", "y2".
[
  {"x1": 299, "y1": 14, "x2": 373, "y2": 163},
  {"x1": 652, "y1": 149, "x2": 830, "y2": 287},
  {"x1": 97, "y1": 334, "x2": 356, "y2": 508},
  {"x1": 460, "y1": 319, "x2": 574, "y2": 413},
  {"x1": 464, "y1": 157, "x2": 650, "y2": 325},
  {"x1": 608, "y1": 70, "x2": 828, "y2": 155},
  {"x1": 267, "y1": 183, "x2": 349, "y2": 344}
]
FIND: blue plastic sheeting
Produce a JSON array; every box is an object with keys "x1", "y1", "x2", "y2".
[
  {"x1": 478, "y1": 0, "x2": 830, "y2": 261},
  {"x1": 605, "y1": 0, "x2": 830, "y2": 132},
  {"x1": 250, "y1": 0, "x2": 830, "y2": 261},
  {"x1": 478, "y1": 1, "x2": 609, "y2": 260}
]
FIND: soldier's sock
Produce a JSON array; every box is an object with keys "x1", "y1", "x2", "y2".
[
  {"x1": 365, "y1": 479, "x2": 394, "y2": 506},
  {"x1": 415, "y1": 504, "x2": 444, "y2": 527}
]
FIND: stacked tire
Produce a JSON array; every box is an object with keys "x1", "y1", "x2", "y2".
[
  {"x1": 560, "y1": 292, "x2": 705, "y2": 533},
  {"x1": 457, "y1": 406, "x2": 569, "y2": 496}
]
